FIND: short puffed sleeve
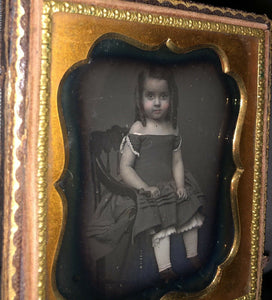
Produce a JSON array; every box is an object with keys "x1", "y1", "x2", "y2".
[
  {"x1": 120, "y1": 134, "x2": 141, "y2": 157},
  {"x1": 173, "y1": 135, "x2": 182, "y2": 151}
]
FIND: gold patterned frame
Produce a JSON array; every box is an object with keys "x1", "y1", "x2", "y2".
[{"x1": 1, "y1": 0, "x2": 271, "y2": 299}]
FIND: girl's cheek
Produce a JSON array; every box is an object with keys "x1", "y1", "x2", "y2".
[
  {"x1": 143, "y1": 102, "x2": 153, "y2": 111},
  {"x1": 162, "y1": 102, "x2": 170, "y2": 110}
]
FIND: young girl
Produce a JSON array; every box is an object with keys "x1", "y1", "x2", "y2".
[
  {"x1": 87, "y1": 64, "x2": 205, "y2": 286},
  {"x1": 119, "y1": 64, "x2": 205, "y2": 281}
]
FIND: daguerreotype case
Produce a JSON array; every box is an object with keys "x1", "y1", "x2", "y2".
[{"x1": 1, "y1": 0, "x2": 271, "y2": 299}]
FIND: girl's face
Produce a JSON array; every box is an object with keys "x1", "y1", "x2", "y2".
[{"x1": 142, "y1": 77, "x2": 170, "y2": 121}]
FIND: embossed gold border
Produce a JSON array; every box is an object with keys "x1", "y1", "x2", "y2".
[
  {"x1": 38, "y1": 1, "x2": 271, "y2": 300},
  {"x1": 2, "y1": 0, "x2": 26, "y2": 299}
]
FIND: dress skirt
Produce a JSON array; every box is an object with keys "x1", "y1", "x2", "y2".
[{"x1": 86, "y1": 169, "x2": 204, "y2": 261}]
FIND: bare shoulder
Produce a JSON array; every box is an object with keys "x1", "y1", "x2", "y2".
[{"x1": 129, "y1": 121, "x2": 144, "y2": 134}]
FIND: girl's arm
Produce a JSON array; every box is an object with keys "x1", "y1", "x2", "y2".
[
  {"x1": 120, "y1": 121, "x2": 160, "y2": 197},
  {"x1": 172, "y1": 149, "x2": 187, "y2": 198},
  {"x1": 120, "y1": 143, "x2": 149, "y2": 190}
]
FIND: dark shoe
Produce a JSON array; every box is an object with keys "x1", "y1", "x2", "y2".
[
  {"x1": 159, "y1": 267, "x2": 179, "y2": 283},
  {"x1": 189, "y1": 255, "x2": 202, "y2": 270}
]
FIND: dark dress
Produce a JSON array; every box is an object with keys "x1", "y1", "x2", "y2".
[
  {"x1": 127, "y1": 134, "x2": 204, "y2": 241},
  {"x1": 87, "y1": 134, "x2": 204, "y2": 261}
]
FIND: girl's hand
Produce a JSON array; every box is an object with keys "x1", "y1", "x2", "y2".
[
  {"x1": 177, "y1": 187, "x2": 187, "y2": 199},
  {"x1": 144, "y1": 186, "x2": 160, "y2": 198}
]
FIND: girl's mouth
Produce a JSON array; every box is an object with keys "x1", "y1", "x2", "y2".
[{"x1": 153, "y1": 110, "x2": 162, "y2": 114}]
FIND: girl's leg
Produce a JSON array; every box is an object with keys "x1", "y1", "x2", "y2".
[
  {"x1": 152, "y1": 234, "x2": 178, "y2": 282},
  {"x1": 182, "y1": 227, "x2": 198, "y2": 258},
  {"x1": 182, "y1": 228, "x2": 201, "y2": 268},
  {"x1": 152, "y1": 235, "x2": 171, "y2": 272}
]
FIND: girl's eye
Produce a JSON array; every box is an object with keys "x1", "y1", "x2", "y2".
[
  {"x1": 146, "y1": 93, "x2": 154, "y2": 99},
  {"x1": 161, "y1": 93, "x2": 169, "y2": 100}
]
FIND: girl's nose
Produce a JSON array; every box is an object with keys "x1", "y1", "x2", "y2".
[{"x1": 154, "y1": 97, "x2": 160, "y2": 106}]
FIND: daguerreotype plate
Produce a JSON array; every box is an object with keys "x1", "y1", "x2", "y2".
[
  {"x1": 57, "y1": 36, "x2": 242, "y2": 300},
  {"x1": 1, "y1": 1, "x2": 271, "y2": 300}
]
